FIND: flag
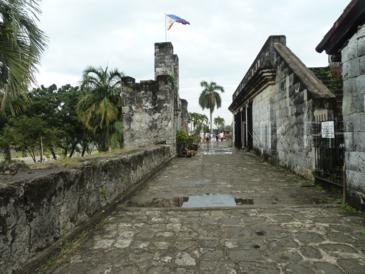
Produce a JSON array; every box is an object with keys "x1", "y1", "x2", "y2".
[{"x1": 166, "y1": 14, "x2": 190, "y2": 30}]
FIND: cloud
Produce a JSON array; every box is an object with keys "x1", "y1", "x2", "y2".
[{"x1": 36, "y1": 0, "x2": 349, "y2": 124}]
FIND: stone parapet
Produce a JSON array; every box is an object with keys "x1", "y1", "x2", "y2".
[
  {"x1": 121, "y1": 76, "x2": 176, "y2": 155},
  {"x1": 0, "y1": 146, "x2": 172, "y2": 273}
]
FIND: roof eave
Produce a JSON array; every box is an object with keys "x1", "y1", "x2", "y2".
[{"x1": 316, "y1": 0, "x2": 365, "y2": 54}]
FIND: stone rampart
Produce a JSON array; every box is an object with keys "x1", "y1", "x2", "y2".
[
  {"x1": 0, "y1": 145, "x2": 171, "y2": 273},
  {"x1": 121, "y1": 76, "x2": 176, "y2": 153},
  {"x1": 121, "y1": 42, "x2": 188, "y2": 154}
]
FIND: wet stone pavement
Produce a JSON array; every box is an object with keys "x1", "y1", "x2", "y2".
[{"x1": 38, "y1": 143, "x2": 365, "y2": 274}]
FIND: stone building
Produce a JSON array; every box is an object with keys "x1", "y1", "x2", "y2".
[
  {"x1": 121, "y1": 42, "x2": 188, "y2": 155},
  {"x1": 229, "y1": 36, "x2": 343, "y2": 181},
  {"x1": 316, "y1": 0, "x2": 365, "y2": 210}
]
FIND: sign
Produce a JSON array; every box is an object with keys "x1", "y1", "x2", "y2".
[{"x1": 321, "y1": 121, "x2": 335, "y2": 138}]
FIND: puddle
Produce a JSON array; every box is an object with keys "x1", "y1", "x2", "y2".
[
  {"x1": 127, "y1": 197, "x2": 188, "y2": 207},
  {"x1": 182, "y1": 194, "x2": 236, "y2": 208},
  {"x1": 127, "y1": 194, "x2": 254, "y2": 208},
  {"x1": 202, "y1": 150, "x2": 232, "y2": 155}
]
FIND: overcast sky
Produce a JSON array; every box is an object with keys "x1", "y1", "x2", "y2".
[{"x1": 36, "y1": 0, "x2": 349, "y2": 125}]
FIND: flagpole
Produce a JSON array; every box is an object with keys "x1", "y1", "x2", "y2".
[{"x1": 165, "y1": 14, "x2": 167, "y2": 42}]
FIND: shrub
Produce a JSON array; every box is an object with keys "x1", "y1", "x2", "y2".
[{"x1": 176, "y1": 131, "x2": 199, "y2": 156}]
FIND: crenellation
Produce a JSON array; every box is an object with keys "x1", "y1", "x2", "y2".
[{"x1": 121, "y1": 43, "x2": 188, "y2": 153}]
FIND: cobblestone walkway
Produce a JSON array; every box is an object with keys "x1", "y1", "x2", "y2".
[{"x1": 39, "y1": 144, "x2": 365, "y2": 274}]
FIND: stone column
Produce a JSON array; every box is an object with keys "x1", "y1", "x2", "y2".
[{"x1": 154, "y1": 42, "x2": 180, "y2": 155}]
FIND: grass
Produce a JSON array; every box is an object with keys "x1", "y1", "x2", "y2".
[
  {"x1": 99, "y1": 185, "x2": 108, "y2": 201},
  {"x1": 26, "y1": 145, "x2": 150, "y2": 170},
  {"x1": 341, "y1": 202, "x2": 361, "y2": 214},
  {"x1": 360, "y1": 228, "x2": 365, "y2": 238},
  {"x1": 35, "y1": 230, "x2": 89, "y2": 273}
]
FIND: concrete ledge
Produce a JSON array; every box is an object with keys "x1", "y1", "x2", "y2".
[{"x1": 0, "y1": 145, "x2": 172, "y2": 273}]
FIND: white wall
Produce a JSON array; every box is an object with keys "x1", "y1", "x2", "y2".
[{"x1": 252, "y1": 85, "x2": 276, "y2": 154}]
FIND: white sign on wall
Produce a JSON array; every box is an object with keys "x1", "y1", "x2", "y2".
[{"x1": 321, "y1": 121, "x2": 335, "y2": 138}]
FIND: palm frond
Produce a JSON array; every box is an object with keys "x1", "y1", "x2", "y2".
[{"x1": 0, "y1": 0, "x2": 47, "y2": 113}]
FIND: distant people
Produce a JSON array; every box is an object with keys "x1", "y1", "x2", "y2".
[
  {"x1": 220, "y1": 132, "x2": 225, "y2": 142},
  {"x1": 200, "y1": 132, "x2": 204, "y2": 143},
  {"x1": 205, "y1": 133, "x2": 210, "y2": 143}
]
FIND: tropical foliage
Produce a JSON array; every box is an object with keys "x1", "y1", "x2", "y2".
[
  {"x1": 198, "y1": 81, "x2": 224, "y2": 136},
  {"x1": 0, "y1": 84, "x2": 94, "y2": 162},
  {"x1": 77, "y1": 66, "x2": 124, "y2": 152},
  {"x1": 0, "y1": 4, "x2": 129, "y2": 163},
  {"x1": 214, "y1": 116, "x2": 225, "y2": 131},
  {"x1": 188, "y1": 112, "x2": 208, "y2": 134},
  {"x1": 0, "y1": 0, "x2": 47, "y2": 113},
  {"x1": 176, "y1": 130, "x2": 199, "y2": 157},
  {"x1": 27, "y1": 84, "x2": 92, "y2": 158},
  {"x1": 1, "y1": 116, "x2": 56, "y2": 163}
]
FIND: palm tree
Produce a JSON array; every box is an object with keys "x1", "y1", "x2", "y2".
[
  {"x1": 199, "y1": 81, "x2": 224, "y2": 138},
  {"x1": 214, "y1": 116, "x2": 225, "y2": 131},
  {"x1": 77, "y1": 66, "x2": 124, "y2": 152},
  {"x1": 0, "y1": 0, "x2": 47, "y2": 114}
]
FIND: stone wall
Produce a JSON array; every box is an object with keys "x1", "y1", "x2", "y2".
[
  {"x1": 154, "y1": 42, "x2": 181, "y2": 132},
  {"x1": 121, "y1": 42, "x2": 188, "y2": 154},
  {"x1": 231, "y1": 36, "x2": 338, "y2": 180},
  {"x1": 180, "y1": 99, "x2": 189, "y2": 132},
  {"x1": 121, "y1": 76, "x2": 176, "y2": 152},
  {"x1": 252, "y1": 85, "x2": 275, "y2": 154},
  {"x1": 155, "y1": 42, "x2": 179, "y2": 86},
  {"x1": 232, "y1": 36, "x2": 286, "y2": 101},
  {"x1": 342, "y1": 23, "x2": 365, "y2": 210},
  {"x1": 272, "y1": 60, "x2": 315, "y2": 179},
  {"x1": 0, "y1": 145, "x2": 171, "y2": 273},
  {"x1": 251, "y1": 65, "x2": 315, "y2": 178}
]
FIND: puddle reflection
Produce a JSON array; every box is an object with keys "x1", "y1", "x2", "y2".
[{"x1": 182, "y1": 193, "x2": 236, "y2": 208}]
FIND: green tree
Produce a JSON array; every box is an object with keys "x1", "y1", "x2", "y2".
[
  {"x1": 224, "y1": 124, "x2": 232, "y2": 133},
  {"x1": 77, "y1": 66, "x2": 124, "y2": 152},
  {"x1": 0, "y1": 0, "x2": 46, "y2": 113},
  {"x1": 27, "y1": 84, "x2": 92, "y2": 158},
  {"x1": 199, "y1": 81, "x2": 224, "y2": 138},
  {"x1": 2, "y1": 116, "x2": 56, "y2": 163},
  {"x1": 0, "y1": 94, "x2": 30, "y2": 161},
  {"x1": 214, "y1": 116, "x2": 225, "y2": 131},
  {"x1": 188, "y1": 112, "x2": 208, "y2": 134},
  {"x1": 56, "y1": 85, "x2": 92, "y2": 157}
]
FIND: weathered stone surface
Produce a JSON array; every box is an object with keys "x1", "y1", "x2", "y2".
[
  {"x1": 36, "y1": 205, "x2": 365, "y2": 274},
  {"x1": 231, "y1": 36, "x2": 340, "y2": 180},
  {"x1": 343, "y1": 58, "x2": 360, "y2": 80},
  {"x1": 342, "y1": 23, "x2": 365, "y2": 210},
  {"x1": 175, "y1": 252, "x2": 196, "y2": 266},
  {"x1": 35, "y1": 145, "x2": 365, "y2": 274},
  {"x1": 0, "y1": 145, "x2": 171, "y2": 274},
  {"x1": 121, "y1": 75, "x2": 176, "y2": 153},
  {"x1": 121, "y1": 42, "x2": 188, "y2": 155}
]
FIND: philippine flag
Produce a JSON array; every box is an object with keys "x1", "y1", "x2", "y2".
[{"x1": 166, "y1": 14, "x2": 190, "y2": 30}]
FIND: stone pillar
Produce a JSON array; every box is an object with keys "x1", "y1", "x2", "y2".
[
  {"x1": 155, "y1": 42, "x2": 180, "y2": 154},
  {"x1": 155, "y1": 42, "x2": 179, "y2": 83},
  {"x1": 342, "y1": 23, "x2": 365, "y2": 210},
  {"x1": 180, "y1": 99, "x2": 189, "y2": 132}
]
